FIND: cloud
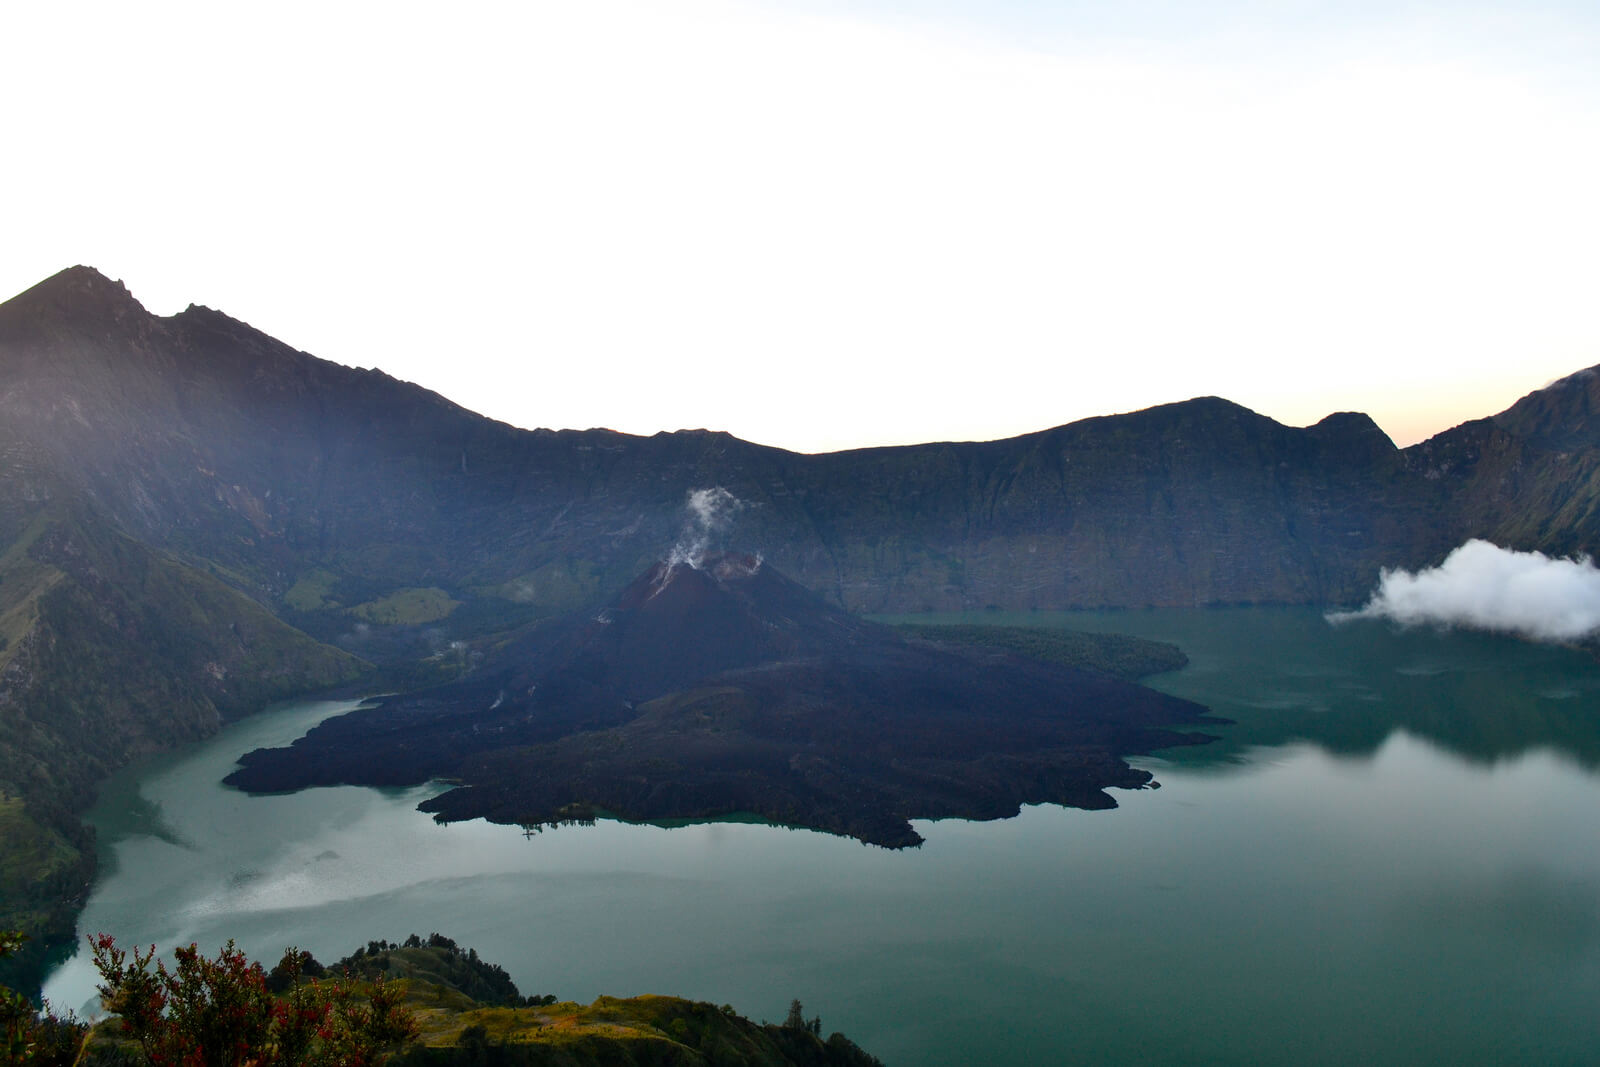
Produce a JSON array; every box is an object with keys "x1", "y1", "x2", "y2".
[
  {"x1": 664, "y1": 487, "x2": 745, "y2": 570},
  {"x1": 1330, "y1": 539, "x2": 1600, "y2": 641}
]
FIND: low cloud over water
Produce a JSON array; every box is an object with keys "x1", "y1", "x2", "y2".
[{"x1": 1331, "y1": 540, "x2": 1600, "y2": 642}]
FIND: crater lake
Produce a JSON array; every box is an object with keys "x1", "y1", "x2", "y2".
[{"x1": 42, "y1": 608, "x2": 1600, "y2": 1065}]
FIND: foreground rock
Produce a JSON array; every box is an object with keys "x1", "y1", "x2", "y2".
[{"x1": 228, "y1": 555, "x2": 1222, "y2": 846}]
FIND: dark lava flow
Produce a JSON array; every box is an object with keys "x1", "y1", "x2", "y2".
[{"x1": 227, "y1": 554, "x2": 1223, "y2": 846}]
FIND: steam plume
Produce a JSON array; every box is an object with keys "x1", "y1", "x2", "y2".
[
  {"x1": 1330, "y1": 539, "x2": 1600, "y2": 642},
  {"x1": 665, "y1": 487, "x2": 745, "y2": 569}
]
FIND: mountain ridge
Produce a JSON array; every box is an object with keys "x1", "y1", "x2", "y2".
[{"x1": 3, "y1": 262, "x2": 1460, "y2": 617}]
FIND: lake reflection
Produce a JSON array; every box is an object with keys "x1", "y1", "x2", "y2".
[
  {"x1": 44, "y1": 611, "x2": 1600, "y2": 1065},
  {"x1": 909, "y1": 606, "x2": 1600, "y2": 769}
]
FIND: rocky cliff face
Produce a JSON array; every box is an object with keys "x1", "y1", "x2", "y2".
[{"x1": 1402, "y1": 367, "x2": 1600, "y2": 559}]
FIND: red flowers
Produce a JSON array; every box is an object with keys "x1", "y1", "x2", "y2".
[{"x1": 90, "y1": 936, "x2": 417, "y2": 1067}]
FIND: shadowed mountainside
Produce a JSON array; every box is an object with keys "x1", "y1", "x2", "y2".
[
  {"x1": 0, "y1": 266, "x2": 1491, "y2": 626},
  {"x1": 1404, "y1": 367, "x2": 1600, "y2": 558},
  {"x1": 0, "y1": 490, "x2": 362, "y2": 992},
  {"x1": 11, "y1": 267, "x2": 1599, "y2": 629}
]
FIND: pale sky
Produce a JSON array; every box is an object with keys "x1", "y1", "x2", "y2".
[{"x1": 5, "y1": 0, "x2": 1598, "y2": 453}]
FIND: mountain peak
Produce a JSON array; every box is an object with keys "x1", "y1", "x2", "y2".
[
  {"x1": 1491, "y1": 363, "x2": 1600, "y2": 452},
  {"x1": 1306, "y1": 410, "x2": 1396, "y2": 462},
  {"x1": 576, "y1": 552, "x2": 880, "y2": 699},
  {"x1": 626, "y1": 551, "x2": 766, "y2": 604},
  {"x1": 3, "y1": 265, "x2": 150, "y2": 325}
]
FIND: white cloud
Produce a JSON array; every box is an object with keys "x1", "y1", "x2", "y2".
[{"x1": 1331, "y1": 540, "x2": 1600, "y2": 642}]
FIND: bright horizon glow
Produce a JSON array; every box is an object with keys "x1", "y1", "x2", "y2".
[{"x1": 5, "y1": 1, "x2": 1598, "y2": 454}]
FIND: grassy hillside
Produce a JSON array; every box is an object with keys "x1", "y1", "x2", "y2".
[
  {"x1": 0, "y1": 503, "x2": 366, "y2": 995},
  {"x1": 66, "y1": 936, "x2": 883, "y2": 1067},
  {"x1": 393, "y1": 995, "x2": 884, "y2": 1066},
  {"x1": 890, "y1": 621, "x2": 1187, "y2": 679}
]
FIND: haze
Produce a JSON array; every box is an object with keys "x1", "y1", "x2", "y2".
[{"x1": 6, "y1": 0, "x2": 1598, "y2": 453}]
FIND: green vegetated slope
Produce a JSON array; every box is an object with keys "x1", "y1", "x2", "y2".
[
  {"x1": 330, "y1": 936, "x2": 546, "y2": 1007},
  {"x1": 1404, "y1": 369, "x2": 1600, "y2": 557},
  {"x1": 395, "y1": 995, "x2": 883, "y2": 1067},
  {"x1": 348, "y1": 588, "x2": 462, "y2": 626},
  {"x1": 0, "y1": 799, "x2": 82, "y2": 974},
  {"x1": 890, "y1": 621, "x2": 1187, "y2": 680},
  {"x1": 73, "y1": 936, "x2": 883, "y2": 1067},
  {"x1": 0, "y1": 498, "x2": 365, "y2": 993}
]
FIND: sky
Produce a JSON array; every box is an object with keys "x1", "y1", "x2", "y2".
[{"x1": 5, "y1": 1, "x2": 1599, "y2": 454}]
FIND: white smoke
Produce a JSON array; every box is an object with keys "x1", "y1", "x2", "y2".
[
  {"x1": 1329, "y1": 539, "x2": 1600, "y2": 642},
  {"x1": 664, "y1": 486, "x2": 745, "y2": 570}
]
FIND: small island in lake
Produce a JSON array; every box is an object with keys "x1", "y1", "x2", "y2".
[{"x1": 227, "y1": 554, "x2": 1223, "y2": 846}]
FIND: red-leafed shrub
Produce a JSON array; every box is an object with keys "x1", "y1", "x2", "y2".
[{"x1": 90, "y1": 935, "x2": 416, "y2": 1067}]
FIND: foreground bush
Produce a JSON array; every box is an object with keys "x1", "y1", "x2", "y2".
[
  {"x1": 1, "y1": 931, "x2": 85, "y2": 1065},
  {"x1": 7, "y1": 932, "x2": 885, "y2": 1066},
  {"x1": 89, "y1": 935, "x2": 417, "y2": 1067}
]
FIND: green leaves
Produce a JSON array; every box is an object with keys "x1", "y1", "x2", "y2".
[
  {"x1": 1, "y1": 932, "x2": 34, "y2": 1064},
  {"x1": 1, "y1": 930, "x2": 86, "y2": 1065}
]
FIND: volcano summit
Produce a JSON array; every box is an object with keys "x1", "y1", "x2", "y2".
[{"x1": 227, "y1": 554, "x2": 1220, "y2": 846}]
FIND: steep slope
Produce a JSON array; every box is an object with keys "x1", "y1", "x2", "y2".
[
  {"x1": 1403, "y1": 366, "x2": 1600, "y2": 558},
  {"x1": 793, "y1": 399, "x2": 1446, "y2": 610},
  {"x1": 0, "y1": 265, "x2": 1475, "y2": 627},
  {"x1": 515, "y1": 554, "x2": 887, "y2": 701},
  {"x1": 0, "y1": 495, "x2": 363, "y2": 990}
]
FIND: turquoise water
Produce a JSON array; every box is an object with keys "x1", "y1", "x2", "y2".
[{"x1": 42, "y1": 610, "x2": 1600, "y2": 1064}]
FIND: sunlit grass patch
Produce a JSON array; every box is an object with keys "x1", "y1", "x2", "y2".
[
  {"x1": 347, "y1": 587, "x2": 461, "y2": 625},
  {"x1": 284, "y1": 568, "x2": 341, "y2": 611}
]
